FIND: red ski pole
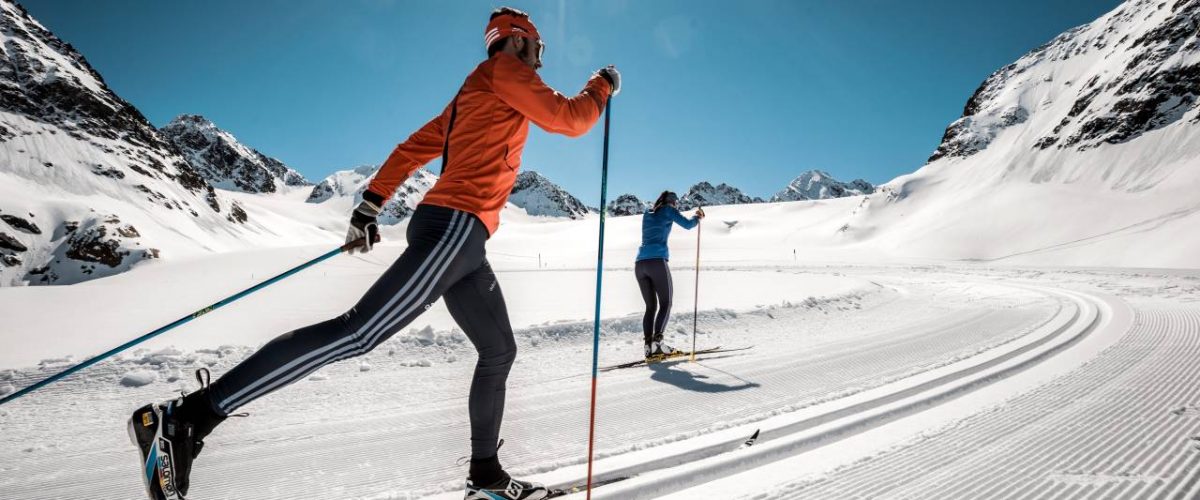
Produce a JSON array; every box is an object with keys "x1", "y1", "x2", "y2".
[{"x1": 691, "y1": 211, "x2": 702, "y2": 362}]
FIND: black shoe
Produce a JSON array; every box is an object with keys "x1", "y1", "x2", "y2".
[
  {"x1": 465, "y1": 475, "x2": 550, "y2": 500},
  {"x1": 128, "y1": 369, "x2": 220, "y2": 500}
]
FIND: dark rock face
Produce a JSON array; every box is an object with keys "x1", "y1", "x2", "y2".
[
  {"x1": 1, "y1": 214, "x2": 41, "y2": 234},
  {"x1": 677, "y1": 182, "x2": 761, "y2": 210},
  {"x1": 161, "y1": 114, "x2": 310, "y2": 193},
  {"x1": 1062, "y1": 63, "x2": 1200, "y2": 148},
  {"x1": 227, "y1": 202, "x2": 248, "y2": 224},
  {"x1": 607, "y1": 194, "x2": 646, "y2": 216},
  {"x1": 0, "y1": 231, "x2": 27, "y2": 252},
  {"x1": 64, "y1": 225, "x2": 126, "y2": 268}
]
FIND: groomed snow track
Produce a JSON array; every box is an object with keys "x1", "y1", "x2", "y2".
[
  {"x1": 549, "y1": 283, "x2": 1111, "y2": 499},
  {"x1": 749, "y1": 302, "x2": 1200, "y2": 500}
]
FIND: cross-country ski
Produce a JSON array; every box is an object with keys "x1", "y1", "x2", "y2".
[{"x1": 600, "y1": 346, "x2": 755, "y2": 372}]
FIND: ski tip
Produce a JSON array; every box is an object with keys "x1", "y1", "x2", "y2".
[{"x1": 740, "y1": 428, "x2": 761, "y2": 448}]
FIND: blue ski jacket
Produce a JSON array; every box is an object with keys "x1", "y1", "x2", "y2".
[{"x1": 636, "y1": 206, "x2": 699, "y2": 262}]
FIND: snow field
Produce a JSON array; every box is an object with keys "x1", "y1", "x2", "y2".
[{"x1": 0, "y1": 267, "x2": 1062, "y2": 499}]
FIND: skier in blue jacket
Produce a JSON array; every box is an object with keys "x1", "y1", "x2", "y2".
[{"x1": 635, "y1": 191, "x2": 704, "y2": 360}]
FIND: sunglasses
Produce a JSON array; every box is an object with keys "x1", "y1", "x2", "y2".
[{"x1": 532, "y1": 38, "x2": 545, "y2": 62}]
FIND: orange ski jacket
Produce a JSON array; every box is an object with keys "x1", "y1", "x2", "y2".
[{"x1": 366, "y1": 52, "x2": 612, "y2": 235}]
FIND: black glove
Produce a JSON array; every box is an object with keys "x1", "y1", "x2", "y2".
[
  {"x1": 345, "y1": 197, "x2": 382, "y2": 254},
  {"x1": 597, "y1": 65, "x2": 621, "y2": 96}
]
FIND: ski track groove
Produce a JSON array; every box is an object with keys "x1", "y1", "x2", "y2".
[{"x1": 756, "y1": 304, "x2": 1200, "y2": 500}]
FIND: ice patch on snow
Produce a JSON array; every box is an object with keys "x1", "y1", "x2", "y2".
[{"x1": 120, "y1": 370, "x2": 157, "y2": 387}]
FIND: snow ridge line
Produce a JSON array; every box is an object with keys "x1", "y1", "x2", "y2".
[{"x1": 562, "y1": 285, "x2": 1106, "y2": 499}]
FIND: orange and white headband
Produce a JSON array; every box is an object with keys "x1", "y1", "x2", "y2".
[{"x1": 484, "y1": 14, "x2": 541, "y2": 50}]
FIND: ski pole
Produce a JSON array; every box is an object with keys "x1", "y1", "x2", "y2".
[
  {"x1": 0, "y1": 239, "x2": 369, "y2": 406},
  {"x1": 691, "y1": 212, "x2": 701, "y2": 362},
  {"x1": 585, "y1": 97, "x2": 612, "y2": 500}
]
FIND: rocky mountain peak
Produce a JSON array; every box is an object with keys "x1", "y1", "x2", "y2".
[
  {"x1": 161, "y1": 114, "x2": 309, "y2": 193},
  {"x1": 508, "y1": 170, "x2": 591, "y2": 219},
  {"x1": 772, "y1": 170, "x2": 874, "y2": 202},
  {"x1": 677, "y1": 181, "x2": 761, "y2": 210}
]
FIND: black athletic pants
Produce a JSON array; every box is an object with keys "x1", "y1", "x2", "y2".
[
  {"x1": 634, "y1": 258, "x2": 673, "y2": 344},
  {"x1": 204, "y1": 205, "x2": 515, "y2": 459}
]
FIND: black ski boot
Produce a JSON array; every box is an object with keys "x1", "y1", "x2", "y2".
[
  {"x1": 464, "y1": 443, "x2": 549, "y2": 500},
  {"x1": 128, "y1": 368, "x2": 225, "y2": 500},
  {"x1": 464, "y1": 475, "x2": 550, "y2": 500}
]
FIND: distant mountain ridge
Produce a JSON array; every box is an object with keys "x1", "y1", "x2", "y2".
[
  {"x1": 508, "y1": 170, "x2": 592, "y2": 219},
  {"x1": 161, "y1": 114, "x2": 309, "y2": 194},
  {"x1": 306, "y1": 166, "x2": 438, "y2": 224},
  {"x1": 772, "y1": 170, "x2": 874, "y2": 202}
]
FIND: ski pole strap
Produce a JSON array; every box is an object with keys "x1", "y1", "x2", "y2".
[{"x1": 0, "y1": 244, "x2": 353, "y2": 406}]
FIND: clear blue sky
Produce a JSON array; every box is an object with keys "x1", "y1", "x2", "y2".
[{"x1": 23, "y1": 0, "x2": 1120, "y2": 204}]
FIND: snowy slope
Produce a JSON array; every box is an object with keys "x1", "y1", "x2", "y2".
[
  {"x1": 160, "y1": 114, "x2": 309, "y2": 193},
  {"x1": 306, "y1": 165, "x2": 439, "y2": 224},
  {"x1": 771, "y1": 170, "x2": 874, "y2": 202},
  {"x1": 508, "y1": 170, "x2": 593, "y2": 219},
  {"x1": 841, "y1": 0, "x2": 1200, "y2": 267}
]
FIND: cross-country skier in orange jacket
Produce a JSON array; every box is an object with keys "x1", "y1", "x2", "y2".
[{"x1": 129, "y1": 7, "x2": 618, "y2": 500}]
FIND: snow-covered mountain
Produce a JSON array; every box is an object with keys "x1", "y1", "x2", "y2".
[
  {"x1": 306, "y1": 166, "x2": 438, "y2": 224},
  {"x1": 929, "y1": 1, "x2": 1200, "y2": 166},
  {"x1": 607, "y1": 194, "x2": 647, "y2": 216},
  {"x1": 160, "y1": 114, "x2": 309, "y2": 193},
  {"x1": 772, "y1": 170, "x2": 874, "y2": 202},
  {"x1": 849, "y1": 0, "x2": 1200, "y2": 266},
  {"x1": 0, "y1": 0, "x2": 260, "y2": 285},
  {"x1": 677, "y1": 182, "x2": 762, "y2": 210},
  {"x1": 508, "y1": 170, "x2": 591, "y2": 219}
]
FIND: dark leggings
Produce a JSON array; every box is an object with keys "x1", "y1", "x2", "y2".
[
  {"x1": 635, "y1": 258, "x2": 673, "y2": 344},
  {"x1": 204, "y1": 205, "x2": 515, "y2": 459}
]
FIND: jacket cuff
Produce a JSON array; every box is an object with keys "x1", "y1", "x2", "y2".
[{"x1": 362, "y1": 189, "x2": 387, "y2": 207}]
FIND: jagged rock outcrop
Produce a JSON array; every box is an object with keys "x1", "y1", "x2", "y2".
[
  {"x1": 677, "y1": 182, "x2": 761, "y2": 210},
  {"x1": 607, "y1": 194, "x2": 646, "y2": 216},
  {"x1": 508, "y1": 170, "x2": 591, "y2": 219},
  {"x1": 161, "y1": 114, "x2": 309, "y2": 193}
]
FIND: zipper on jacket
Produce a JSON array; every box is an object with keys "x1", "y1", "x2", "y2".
[{"x1": 440, "y1": 90, "x2": 461, "y2": 174}]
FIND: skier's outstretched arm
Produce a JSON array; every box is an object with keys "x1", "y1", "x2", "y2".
[
  {"x1": 492, "y1": 53, "x2": 612, "y2": 137},
  {"x1": 365, "y1": 106, "x2": 450, "y2": 203},
  {"x1": 669, "y1": 206, "x2": 701, "y2": 229}
]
